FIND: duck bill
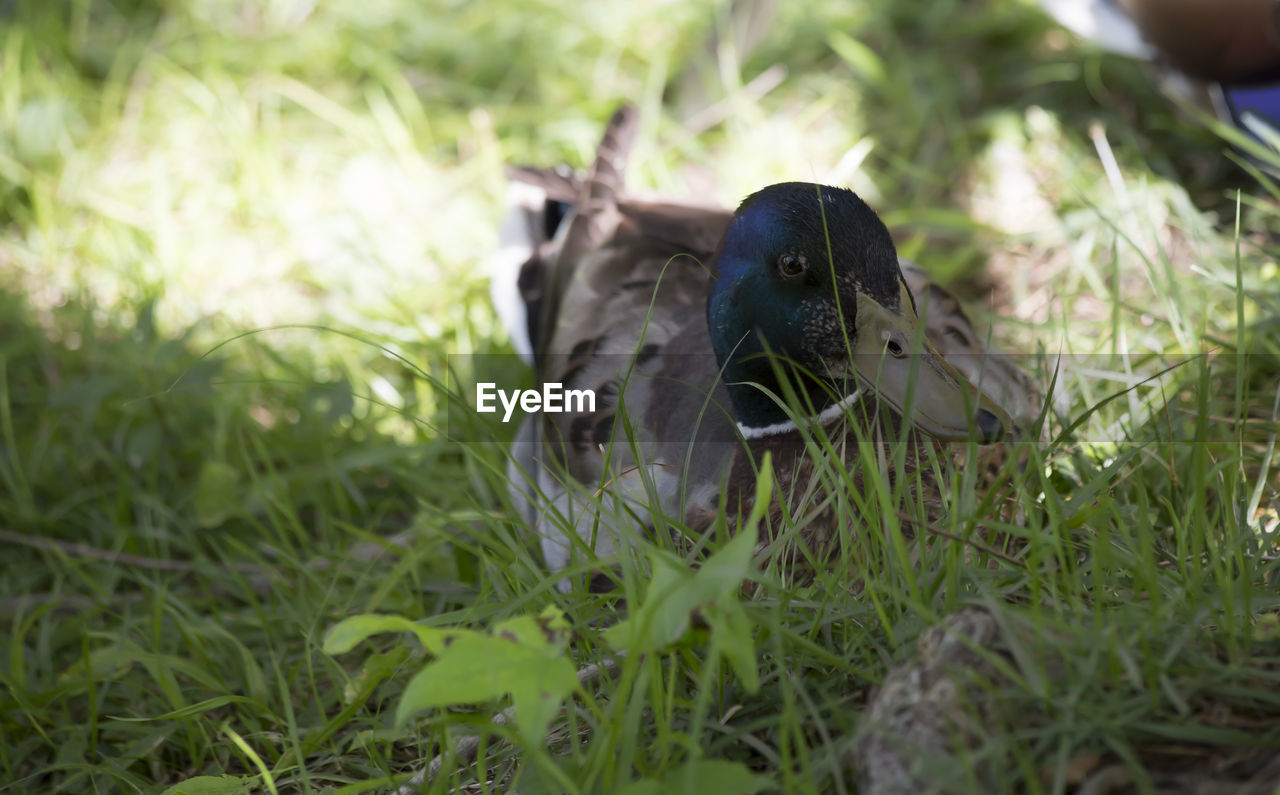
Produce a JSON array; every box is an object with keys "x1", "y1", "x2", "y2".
[{"x1": 848, "y1": 292, "x2": 1009, "y2": 443}]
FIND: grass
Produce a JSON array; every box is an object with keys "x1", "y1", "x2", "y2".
[{"x1": 1, "y1": 0, "x2": 1278, "y2": 792}]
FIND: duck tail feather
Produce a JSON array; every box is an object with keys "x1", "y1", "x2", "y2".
[
  {"x1": 534, "y1": 105, "x2": 640, "y2": 368},
  {"x1": 580, "y1": 104, "x2": 639, "y2": 208}
]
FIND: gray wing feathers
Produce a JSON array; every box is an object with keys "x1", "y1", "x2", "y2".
[
  {"x1": 535, "y1": 106, "x2": 641, "y2": 376},
  {"x1": 900, "y1": 259, "x2": 1043, "y2": 430}
]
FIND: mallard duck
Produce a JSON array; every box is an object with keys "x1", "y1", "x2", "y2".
[{"x1": 491, "y1": 106, "x2": 1038, "y2": 587}]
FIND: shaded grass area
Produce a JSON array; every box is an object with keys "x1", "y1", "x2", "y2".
[
  {"x1": 1, "y1": 0, "x2": 1278, "y2": 792},
  {"x1": 0, "y1": 290, "x2": 481, "y2": 789}
]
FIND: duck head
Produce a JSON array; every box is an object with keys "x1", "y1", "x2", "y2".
[{"x1": 707, "y1": 182, "x2": 1007, "y2": 442}]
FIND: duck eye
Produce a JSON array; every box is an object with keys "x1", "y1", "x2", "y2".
[
  {"x1": 776, "y1": 252, "x2": 807, "y2": 280},
  {"x1": 883, "y1": 332, "x2": 909, "y2": 358}
]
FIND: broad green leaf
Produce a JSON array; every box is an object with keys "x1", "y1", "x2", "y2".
[
  {"x1": 394, "y1": 608, "x2": 576, "y2": 748},
  {"x1": 689, "y1": 513, "x2": 758, "y2": 599},
  {"x1": 492, "y1": 605, "x2": 572, "y2": 651},
  {"x1": 617, "y1": 760, "x2": 771, "y2": 795},
  {"x1": 601, "y1": 534, "x2": 754, "y2": 652},
  {"x1": 601, "y1": 556, "x2": 695, "y2": 651},
  {"x1": 395, "y1": 635, "x2": 551, "y2": 710},
  {"x1": 323, "y1": 614, "x2": 453, "y2": 655},
  {"x1": 159, "y1": 774, "x2": 252, "y2": 794},
  {"x1": 342, "y1": 647, "x2": 411, "y2": 705},
  {"x1": 703, "y1": 600, "x2": 759, "y2": 694},
  {"x1": 604, "y1": 455, "x2": 771, "y2": 654}
]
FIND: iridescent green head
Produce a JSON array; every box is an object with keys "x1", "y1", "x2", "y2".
[{"x1": 706, "y1": 182, "x2": 1005, "y2": 441}]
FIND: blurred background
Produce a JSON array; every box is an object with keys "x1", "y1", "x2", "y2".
[
  {"x1": 1, "y1": 0, "x2": 1263, "y2": 348},
  {"x1": 2, "y1": 0, "x2": 1277, "y2": 790}
]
